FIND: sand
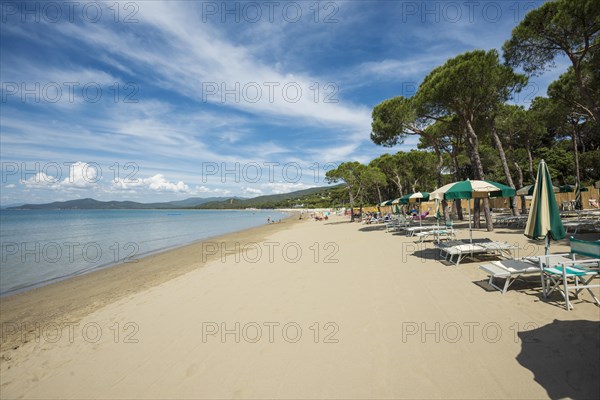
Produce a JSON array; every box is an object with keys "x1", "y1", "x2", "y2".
[{"x1": 1, "y1": 215, "x2": 598, "y2": 399}]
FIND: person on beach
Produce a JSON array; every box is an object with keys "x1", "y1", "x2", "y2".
[{"x1": 267, "y1": 217, "x2": 271, "y2": 224}]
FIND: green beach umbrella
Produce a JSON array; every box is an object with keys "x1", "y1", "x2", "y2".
[
  {"x1": 400, "y1": 192, "x2": 430, "y2": 227},
  {"x1": 430, "y1": 179, "x2": 516, "y2": 242},
  {"x1": 516, "y1": 184, "x2": 559, "y2": 196},
  {"x1": 379, "y1": 200, "x2": 393, "y2": 206},
  {"x1": 524, "y1": 160, "x2": 566, "y2": 255},
  {"x1": 558, "y1": 184, "x2": 587, "y2": 193},
  {"x1": 394, "y1": 204, "x2": 401, "y2": 214},
  {"x1": 399, "y1": 192, "x2": 430, "y2": 204}
]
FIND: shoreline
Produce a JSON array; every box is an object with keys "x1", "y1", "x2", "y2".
[
  {"x1": 0, "y1": 212, "x2": 302, "y2": 354},
  {"x1": 0, "y1": 209, "x2": 292, "y2": 298}
]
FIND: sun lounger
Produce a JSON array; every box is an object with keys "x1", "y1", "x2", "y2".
[
  {"x1": 413, "y1": 228, "x2": 456, "y2": 243},
  {"x1": 439, "y1": 243, "x2": 487, "y2": 265},
  {"x1": 479, "y1": 259, "x2": 540, "y2": 293},
  {"x1": 405, "y1": 225, "x2": 435, "y2": 236},
  {"x1": 477, "y1": 242, "x2": 518, "y2": 259}
]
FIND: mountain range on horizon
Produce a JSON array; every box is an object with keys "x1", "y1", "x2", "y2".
[
  {"x1": 4, "y1": 197, "x2": 241, "y2": 210},
  {"x1": 4, "y1": 185, "x2": 344, "y2": 210}
]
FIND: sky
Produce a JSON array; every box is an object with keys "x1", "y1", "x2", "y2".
[{"x1": 0, "y1": 0, "x2": 572, "y2": 205}]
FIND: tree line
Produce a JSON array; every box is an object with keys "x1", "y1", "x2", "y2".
[{"x1": 326, "y1": 0, "x2": 599, "y2": 226}]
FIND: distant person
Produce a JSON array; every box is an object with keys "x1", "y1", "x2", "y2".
[{"x1": 267, "y1": 217, "x2": 271, "y2": 224}]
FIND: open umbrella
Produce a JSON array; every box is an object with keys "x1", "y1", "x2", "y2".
[
  {"x1": 399, "y1": 192, "x2": 430, "y2": 204},
  {"x1": 430, "y1": 179, "x2": 516, "y2": 242},
  {"x1": 379, "y1": 200, "x2": 393, "y2": 207},
  {"x1": 517, "y1": 184, "x2": 559, "y2": 196},
  {"x1": 400, "y1": 192, "x2": 430, "y2": 227},
  {"x1": 524, "y1": 160, "x2": 565, "y2": 255},
  {"x1": 559, "y1": 184, "x2": 589, "y2": 193}
]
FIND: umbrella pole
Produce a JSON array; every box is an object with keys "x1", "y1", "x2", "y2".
[
  {"x1": 468, "y1": 199, "x2": 472, "y2": 243},
  {"x1": 545, "y1": 234, "x2": 550, "y2": 256},
  {"x1": 436, "y1": 200, "x2": 440, "y2": 244},
  {"x1": 419, "y1": 202, "x2": 422, "y2": 227}
]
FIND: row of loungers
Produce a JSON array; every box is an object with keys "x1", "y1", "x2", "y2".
[
  {"x1": 479, "y1": 238, "x2": 600, "y2": 311},
  {"x1": 379, "y1": 218, "x2": 599, "y2": 310}
]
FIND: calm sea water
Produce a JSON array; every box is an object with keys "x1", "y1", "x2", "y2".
[{"x1": 0, "y1": 209, "x2": 288, "y2": 296}]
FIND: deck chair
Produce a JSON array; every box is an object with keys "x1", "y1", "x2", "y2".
[
  {"x1": 478, "y1": 242, "x2": 518, "y2": 259},
  {"x1": 479, "y1": 259, "x2": 540, "y2": 293},
  {"x1": 414, "y1": 221, "x2": 456, "y2": 243},
  {"x1": 537, "y1": 237, "x2": 600, "y2": 310},
  {"x1": 438, "y1": 243, "x2": 487, "y2": 265}
]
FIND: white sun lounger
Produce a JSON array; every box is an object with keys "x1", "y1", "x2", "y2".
[
  {"x1": 414, "y1": 228, "x2": 456, "y2": 243},
  {"x1": 479, "y1": 259, "x2": 540, "y2": 293},
  {"x1": 440, "y1": 243, "x2": 487, "y2": 265},
  {"x1": 405, "y1": 225, "x2": 435, "y2": 237},
  {"x1": 477, "y1": 242, "x2": 518, "y2": 259}
]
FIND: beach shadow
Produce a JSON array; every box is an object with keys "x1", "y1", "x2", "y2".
[
  {"x1": 411, "y1": 248, "x2": 446, "y2": 263},
  {"x1": 323, "y1": 221, "x2": 352, "y2": 225},
  {"x1": 473, "y1": 276, "x2": 543, "y2": 293},
  {"x1": 358, "y1": 225, "x2": 387, "y2": 232},
  {"x1": 516, "y1": 319, "x2": 600, "y2": 400}
]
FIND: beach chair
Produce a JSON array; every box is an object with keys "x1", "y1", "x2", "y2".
[
  {"x1": 413, "y1": 221, "x2": 456, "y2": 243},
  {"x1": 479, "y1": 259, "x2": 540, "y2": 293},
  {"x1": 405, "y1": 225, "x2": 435, "y2": 237},
  {"x1": 478, "y1": 241, "x2": 518, "y2": 260},
  {"x1": 536, "y1": 237, "x2": 600, "y2": 310},
  {"x1": 438, "y1": 243, "x2": 487, "y2": 266}
]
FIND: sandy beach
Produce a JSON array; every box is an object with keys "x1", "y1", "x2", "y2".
[{"x1": 1, "y1": 214, "x2": 598, "y2": 399}]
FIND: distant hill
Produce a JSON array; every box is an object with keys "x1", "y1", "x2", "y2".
[
  {"x1": 7, "y1": 185, "x2": 347, "y2": 211},
  {"x1": 196, "y1": 185, "x2": 346, "y2": 209},
  {"x1": 7, "y1": 197, "x2": 238, "y2": 210}
]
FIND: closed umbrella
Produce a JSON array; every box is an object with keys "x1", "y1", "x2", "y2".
[
  {"x1": 430, "y1": 179, "x2": 516, "y2": 242},
  {"x1": 574, "y1": 181, "x2": 582, "y2": 210},
  {"x1": 524, "y1": 160, "x2": 566, "y2": 255}
]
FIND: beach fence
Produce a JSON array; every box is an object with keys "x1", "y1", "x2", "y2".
[{"x1": 376, "y1": 186, "x2": 599, "y2": 216}]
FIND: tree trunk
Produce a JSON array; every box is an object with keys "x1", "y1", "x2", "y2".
[
  {"x1": 393, "y1": 174, "x2": 403, "y2": 198},
  {"x1": 451, "y1": 142, "x2": 464, "y2": 220},
  {"x1": 490, "y1": 122, "x2": 519, "y2": 216},
  {"x1": 348, "y1": 187, "x2": 355, "y2": 222},
  {"x1": 572, "y1": 63, "x2": 600, "y2": 123},
  {"x1": 526, "y1": 142, "x2": 535, "y2": 183},
  {"x1": 571, "y1": 122, "x2": 581, "y2": 184},
  {"x1": 464, "y1": 118, "x2": 493, "y2": 231},
  {"x1": 376, "y1": 185, "x2": 383, "y2": 205},
  {"x1": 514, "y1": 161, "x2": 527, "y2": 214},
  {"x1": 359, "y1": 190, "x2": 364, "y2": 219}
]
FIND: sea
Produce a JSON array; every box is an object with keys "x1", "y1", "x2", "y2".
[{"x1": 0, "y1": 209, "x2": 288, "y2": 296}]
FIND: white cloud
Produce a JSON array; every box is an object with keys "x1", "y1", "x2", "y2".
[
  {"x1": 61, "y1": 161, "x2": 100, "y2": 188},
  {"x1": 244, "y1": 187, "x2": 263, "y2": 195},
  {"x1": 19, "y1": 162, "x2": 100, "y2": 190},
  {"x1": 192, "y1": 186, "x2": 231, "y2": 196},
  {"x1": 145, "y1": 174, "x2": 189, "y2": 192},
  {"x1": 20, "y1": 172, "x2": 59, "y2": 189},
  {"x1": 5, "y1": 184, "x2": 16, "y2": 189},
  {"x1": 112, "y1": 174, "x2": 189, "y2": 193}
]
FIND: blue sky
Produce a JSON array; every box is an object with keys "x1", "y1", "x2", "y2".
[{"x1": 0, "y1": 0, "x2": 570, "y2": 204}]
